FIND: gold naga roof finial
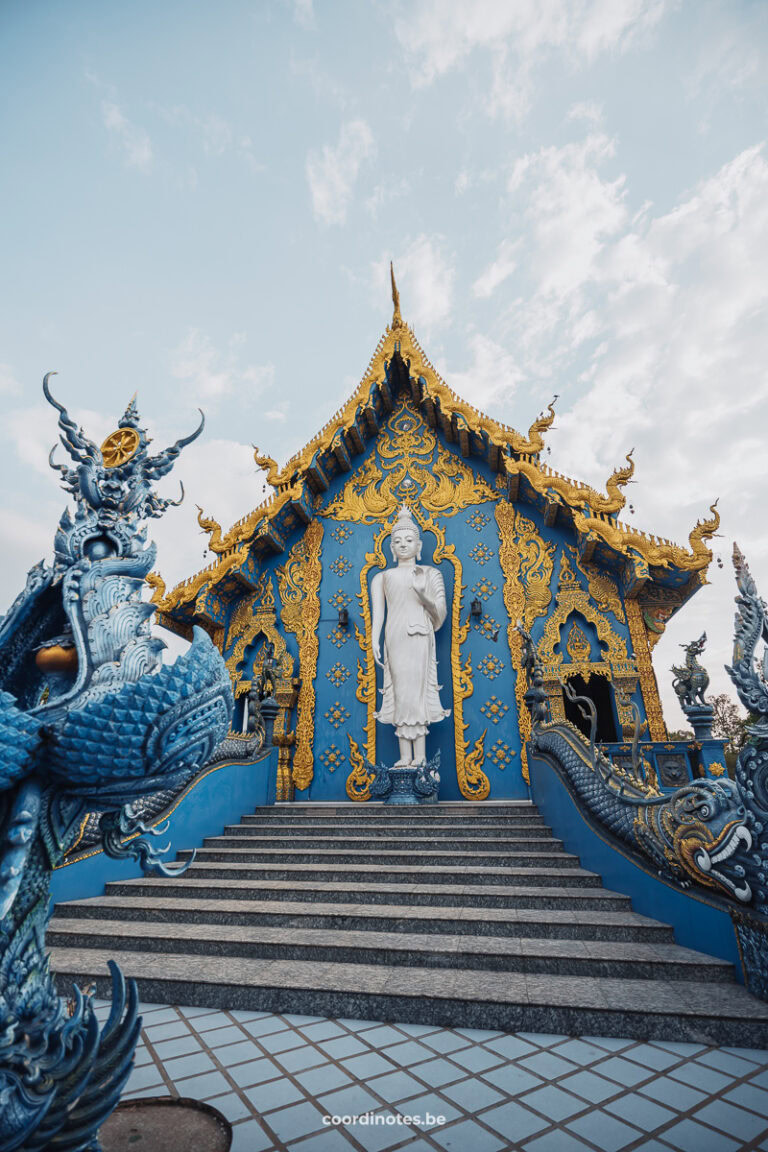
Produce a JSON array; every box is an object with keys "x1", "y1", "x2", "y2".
[{"x1": 390, "y1": 260, "x2": 402, "y2": 329}]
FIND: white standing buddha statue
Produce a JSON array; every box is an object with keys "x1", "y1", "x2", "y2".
[{"x1": 371, "y1": 505, "x2": 451, "y2": 767}]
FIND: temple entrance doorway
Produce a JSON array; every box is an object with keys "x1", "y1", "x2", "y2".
[{"x1": 563, "y1": 673, "x2": 618, "y2": 743}]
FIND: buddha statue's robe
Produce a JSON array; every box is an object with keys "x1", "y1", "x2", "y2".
[{"x1": 372, "y1": 564, "x2": 450, "y2": 739}]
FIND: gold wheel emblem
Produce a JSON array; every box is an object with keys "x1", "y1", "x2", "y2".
[{"x1": 101, "y1": 427, "x2": 140, "y2": 468}]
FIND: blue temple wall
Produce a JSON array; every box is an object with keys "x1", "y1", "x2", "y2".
[
  {"x1": 529, "y1": 748, "x2": 744, "y2": 977},
  {"x1": 51, "y1": 751, "x2": 277, "y2": 904},
  {"x1": 220, "y1": 394, "x2": 648, "y2": 804}
]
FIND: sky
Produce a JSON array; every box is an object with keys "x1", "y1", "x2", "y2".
[{"x1": 1, "y1": 0, "x2": 767, "y2": 725}]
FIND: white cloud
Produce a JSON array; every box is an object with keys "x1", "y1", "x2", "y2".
[
  {"x1": 306, "y1": 119, "x2": 375, "y2": 226},
  {"x1": 448, "y1": 333, "x2": 525, "y2": 410},
  {"x1": 169, "y1": 329, "x2": 275, "y2": 409},
  {"x1": 372, "y1": 236, "x2": 456, "y2": 338},
  {"x1": 473, "y1": 239, "x2": 519, "y2": 299},
  {"x1": 365, "y1": 177, "x2": 410, "y2": 218},
  {"x1": 479, "y1": 136, "x2": 768, "y2": 717},
  {"x1": 101, "y1": 100, "x2": 153, "y2": 169},
  {"x1": 395, "y1": 0, "x2": 667, "y2": 118},
  {"x1": 159, "y1": 106, "x2": 263, "y2": 172},
  {"x1": 150, "y1": 437, "x2": 265, "y2": 592},
  {"x1": 290, "y1": 0, "x2": 315, "y2": 29},
  {"x1": 0, "y1": 364, "x2": 21, "y2": 395}
]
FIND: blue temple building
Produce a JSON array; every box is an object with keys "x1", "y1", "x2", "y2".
[
  {"x1": 47, "y1": 283, "x2": 768, "y2": 1049},
  {"x1": 151, "y1": 285, "x2": 721, "y2": 807}
]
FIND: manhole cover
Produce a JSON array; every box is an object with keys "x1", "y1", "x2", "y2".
[{"x1": 100, "y1": 1096, "x2": 231, "y2": 1152}]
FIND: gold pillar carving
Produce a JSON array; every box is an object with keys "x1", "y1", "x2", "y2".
[
  {"x1": 495, "y1": 503, "x2": 556, "y2": 782},
  {"x1": 626, "y1": 597, "x2": 667, "y2": 741}
]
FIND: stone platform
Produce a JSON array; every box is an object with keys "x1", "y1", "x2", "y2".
[{"x1": 50, "y1": 802, "x2": 768, "y2": 1046}]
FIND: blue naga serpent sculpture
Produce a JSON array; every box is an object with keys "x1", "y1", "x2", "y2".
[
  {"x1": 520, "y1": 544, "x2": 768, "y2": 996},
  {"x1": 0, "y1": 377, "x2": 232, "y2": 1150}
]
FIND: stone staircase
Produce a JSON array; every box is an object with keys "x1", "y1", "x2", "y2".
[{"x1": 49, "y1": 802, "x2": 768, "y2": 1046}]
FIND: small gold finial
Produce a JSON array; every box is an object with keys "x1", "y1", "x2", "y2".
[{"x1": 390, "y1": 261, "x2": 402, "y2": 328}]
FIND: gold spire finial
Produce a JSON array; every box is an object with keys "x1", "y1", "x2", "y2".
[{"x1": 390, "y1": 261, "x2": 402, "y2": 328}]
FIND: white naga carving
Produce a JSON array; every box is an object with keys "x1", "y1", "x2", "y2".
[{"x1": 371, "y1": 505, "x2": 451, "y2": 766}]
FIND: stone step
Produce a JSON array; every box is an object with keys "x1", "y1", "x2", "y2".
[
  {"x1": 53, "y1": 896, "x2": 675, "y2": 941},
  {"x1": 174, "y1": 848, "x2": 579, "y2": 868},
  {"x1": 228, "y1": 822, "x2": 553, "y2": 837},
  {"x1": 105, "y1": 876, "x2": 631, "y2": 911},
  {"x1": 249, "y1": 803, "x2": 537, "y2": 812},
  {"x1": 47, "y1": 917, "x2": 733, "y2": 983},
  {"x1": 50, "y1": 949, "x2": 768, "y2": 1047},
  {"x1": 194, "y1": 836, "x2": 565, "y2": 854}
]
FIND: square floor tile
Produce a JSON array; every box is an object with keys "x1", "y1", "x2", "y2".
[
  {"x1": 554, "y1": 1039, "x2": 610, "y2": 1066},
  {"x1": 264, "y1": 1101, "x2": 327, "y2": 1143},
  {"x1": 518, "y1": 1033, "x2": 569, "y2": 1047},
  {"x1": 440, "y1": 1077, "x2": 504, "y2": 1112},
  {"x1": 194, "y1": 1012, "x2": 236, "y2": 1033},
  {"x1": 421, "y1": 1031, "x2": 471, "y2": 1054},
  {"x1": 433, "y1": 1118, "x2": 506, "y2": 1151},
  {"x1": 229, "y1": 1057, "x2": 283, "y2": 1088},
  {"x1": 410, "y1": 1058, "x2": 467, "y2": 1089},
  {"x1": 318, "y1": 1036, "x2": 368, "y2": 1060},
  {"x1": 256, "y1": 1029, "x2": 304, "y2": 1055},
  {"x1": 164, "y1": 1051, "x2": 215, "y2": 1080},
  {"x1": 722, "y1": 1046, "x2": 768, "y2": 1064},
  {"x1": 394, "y1": 1022, "x2": 440, "y2": 1037},
  {"x1": 277, "y1": 1045, "x2": 326, "y2": 1074},
  {"x1": 595, "y1": 1057, "x2": 652, "y2": 1088},
  {"x1": 669, "y1": 1061, "x2": 732, "y2": 1095},
  {"x1": 567, "y1": 1111, "x2": 641, "y2": 1152},
  {"x1": 282, "y1": 1014, "x2": 323, "y2": 1026},
  {"x1": 152, "y1": 1035, "x2": 199, "y2": 1061},
  {"x1": 174, "y1": 1070, "x2": 231, "y2": 1100},
  {"x1": 696, "y1": 1099, "x2": 768, "y2": 1143},
  {"x1": 290, "y1": 1128, "x2": 357, "y2": 1151},
  {"x1": 521, "y1": 1084, "x2": 586, "y2": 1122},
  {"x1": 340, "y1": 1112, "x2": 417, "y2": 1152},
  {"x1": 358, "y1": 1025, "x2": 406, "y2": 1047},
  {"x1": 246, "y1": 1016, "x2": 292, "y2": 1039},
  {"x1": 604, "y1": 1092, "x2": 676, "y2": 1132},
  {"x1": 621, "y1": 1044, "x2": 681, "y2": 1073},
  {"x1": 580, "y1": 1037, "x2": 634, "y2": 1053},
  {"x1": 483, "y1": 1064, "x2": 544, "y2": 1096},
  {"x1": 295, "y1": 1065, "x2": 353, "y2": 1096},
  {"x1": 206, "y1": 1091, "x2": 253, "y2": 1123},
  {"x1": 230, "y1": 1010, "x2": 270, "y2": 1023},
  {"x1": 230, "y1": 1118, "x2": 274, "y2": 1152},
  {"x1": 485, "y1": 1035, "x2": 538, "y2": 1060},
  {"x1": 481, "y1": 1100, "x2": 548, "y2": 1142},
  {"x1": 178, "y1": 1005, "x2": 218, "y2": 1019},
  {"x1": 557, "y1": 1070, "x2": 618, "y2": 1105},
  {"x1": 334, "y1": 1017, "x2": 377, "y2": 1031},
  {"x1": 212, "y1": 1040, "x2": 262, "y2": 1066},
  {"x1": 395, "y1": 1093, "x2": 461, "y2": 1128},
  {"x1": 448, "y1": 1046, "x2": 504, "y2": 1074},
  {"x1": 203, "y1": 1025, "x2": 245, "y2": 1048},
  {"x1": 697, "y1": 1049, "x2": 757, "y2": 1078},
  {"x1": 341, "y1": 1052, "x2": 396, "y2": 1079},
  {"x1": 125, "y1": 1063, "x2": 164, "y2": 1094},
  {"x1": 318, "y1": 1085, "x2": 380, "y2": 1118},
  {"x1": 144, "y1": 1020, "x2": 190, "y2": 1043},
  {"x1": 661, "y1": 1118, "x2": 740, "y2": 1152},
  {"x1": 519, "y1": 1052, "x2": 578, "y2": 1081},
  {"x1": 133, "y1": 1046, "x2": 154, "y2": 1067},
  {"x1": 524, "y1": 1132, "x2": 594, "y2": 1152},
  {"x1": 456, "y1": 1027, "x2": 502, "y2": 1042},
  {"x1": 638, "y1": 1077, "x2": 706, "y2": 1112},
  {"x1": 649, "y1": 1041, "x2": 705, "y2": 1057},
  {"x1": 369, "y1": 1070, "x2": 431, "y2": 1104},
  {"x1": 246, "y1": 1078, "x2": 305, "y2": 1113},
  {"x1": 138, "y1": 1006, "x2": 179, "y2": 1024},
  {"x1": 301, "y1": 1021, "x2": 346, "y2": 1042},
  {"x1": 379, "y1": 1041, "x2": 434, "y2": 1066},
  {"x1": 724, "y1": 1080, "x2": 768, "y2": 1115}
]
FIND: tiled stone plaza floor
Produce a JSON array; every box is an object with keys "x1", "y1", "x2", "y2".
[{"x1": 102, "y1": 1000, "x2": 768, "y2": 1152}]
